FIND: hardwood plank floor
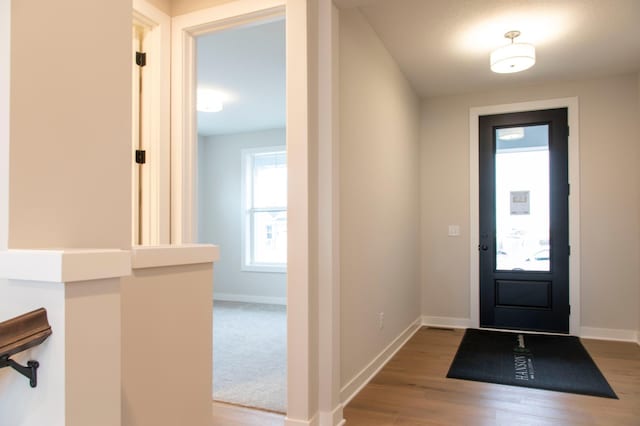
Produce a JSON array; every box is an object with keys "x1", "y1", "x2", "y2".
[
  {"x1": 212, "y1": 401, "x2": 284, "y2": 426},
  {"x1": 344, "y1": 327, "x2": 640, "y2": 425},
  {"x1": 212, "y1": 327, "x2": 640, "y2": 425}
]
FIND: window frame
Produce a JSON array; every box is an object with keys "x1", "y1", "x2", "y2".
[{"x1": 240, "y1": 146, "x2": 287, "y2": 273}]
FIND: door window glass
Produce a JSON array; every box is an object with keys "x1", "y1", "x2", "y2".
[{"x1": 495, "y1": 125, "x2": 550, "y2": 271}]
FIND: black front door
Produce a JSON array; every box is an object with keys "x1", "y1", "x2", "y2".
[{"x1": 479, "y1": 108, "x2": 569, "y2": 333}]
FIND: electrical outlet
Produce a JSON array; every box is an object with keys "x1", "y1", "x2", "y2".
[{"x1": 378, "y1": 312, "x2": 384, "y2": 330}]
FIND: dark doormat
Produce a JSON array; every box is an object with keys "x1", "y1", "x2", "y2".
[{"x1": 446, "y1": 328, "x2": 617, "y2": 398}]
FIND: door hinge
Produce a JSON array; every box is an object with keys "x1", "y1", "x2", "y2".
[
  {"x1": 568, "y1": 304, "x2": 571, "y2": 315},
  {"x1": 568, "y1": 183, "x2": 571, "y2": 196},
  {"x1": 568, "y1": 245, "x2": 571, "y2": 256},
  {"x1": 136, "y1": 51, "x2": 147, "y2": 67},
  {"x1": 135, "y1": 150, "x2": 146, "y2": 164},
  {"x1": 567, "y1": 126, "x2": 570, "y2": 137}
]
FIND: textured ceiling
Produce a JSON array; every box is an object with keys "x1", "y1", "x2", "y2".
[{"x1": 337, "y1": 0, "x2": 640, "y2": 97}]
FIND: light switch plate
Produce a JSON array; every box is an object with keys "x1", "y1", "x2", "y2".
[{"x1": 448, "y1": 225, "x2": 460, "y2": 236}]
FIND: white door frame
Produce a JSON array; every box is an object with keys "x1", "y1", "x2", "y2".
[
  {"x1": 469, "y1": 97, "x2": 581, "y2": 336},
  {"x1": 171, "y1": 2, "x2": 335, "y2": 425},
  {"x1": 133, "y1": 0, "x2": 172, "y2": 245},
  {"x1": 171, "y1": 1, "x2": 285, "y2": 245}
]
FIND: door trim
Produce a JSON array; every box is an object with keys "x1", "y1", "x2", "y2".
[
  {"x1": 133, "y1": 0, "x2": 172, "y2": 245},
  {"x1": 469, "y1": 97, "x2": 580, "y2": 335},
  {"x1": 171, "y1": 0, "x2": 285, "y2": 244},
  {"x1": 170, "y1": 1, "x2": 340, "y2": 424}
]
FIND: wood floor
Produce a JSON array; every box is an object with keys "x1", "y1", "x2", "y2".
[
  {"x1": 211, "y1": 402, "x2": 284, "y2": 426},
  {"x1": 212, "y1": 327, "x2": 640, "y2": 425}
]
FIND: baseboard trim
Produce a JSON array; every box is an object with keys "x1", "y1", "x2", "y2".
[
  {"x1": 319, "y1": 403, "x2": 344, "y2": 426},
  {"x1": 214, "y1": 293, "x2": 286, "y2": 305},
  {"x1": 340, "y1": 317, "x2": 421, "y2": 406},
  {"x1": 422, "y1": 315, "x2": 472, "y2": 329},
  {"x1": 580, "y1": 326, "x2": 639, "y2": 343},
  {"x1": 285, "y1": 412, "x2": 319, "y2": 426}
]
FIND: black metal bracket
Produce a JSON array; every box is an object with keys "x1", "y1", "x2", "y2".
[
  {"x1": 0, "y1": 356, "x2": 40, "y2": 388},
  {"x1": 135, "y1": 149, "x2": 146, "y2": 164}
]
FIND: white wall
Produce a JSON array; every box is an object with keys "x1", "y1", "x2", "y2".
[
  {"x1": 122, "y1": 252, "x2": 215, "y2": 426},
  {"x1": 0, "y1": 0, "x2": 8, "y2": 251},
  {"x1": 421, "y1": 73, "x2": 640, "y2": 334},
  {"x1": 198, "y1": 128, "x2": 286, "y2": 303},
  {"x1": 1, "y1": 0, "x2": 130, "y2": 423},
  {"x1": 9, "y1": 0, "x2": 131, "y2": 250},
  {"x1": 0, "y1": 280, "x2": 66, "y2": 426},
  {"x1": 339, "y1": 8, "x2": 421, "y2": 386},
  {"x1": 171, "y1": 0, "x2": 235, "y2": 17}
]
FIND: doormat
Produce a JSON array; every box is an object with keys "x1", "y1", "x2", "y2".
[{"x1": 446, "y1": 328, "x2": 617, "y2": 398}]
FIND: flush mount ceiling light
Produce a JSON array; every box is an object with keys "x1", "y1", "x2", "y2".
[
  {"x1": 497, "y1": 127, "x2": 525, "y2": 140},
  {"x1": 197, "y1": 89, "x2": 224, "y2": 112},
  {"x1": 490, "y1": 31, "x2": 536, "y2": 74}
]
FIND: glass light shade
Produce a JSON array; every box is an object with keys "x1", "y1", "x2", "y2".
[
  {"x1": 497, "y1": 127, "x2": 525, "y2": 140},
  {"x1": 197, "y1": 89, "x2": 224, "y2": 112},
  {"x1": 490, "y1": 43, "x2": 536, "y2": 73}
]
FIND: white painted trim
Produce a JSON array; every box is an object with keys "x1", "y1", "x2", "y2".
[
  {"x1": 422, "y1": 315, "x2": 472, "y2": 329},
  {"x1": 319, "y1": 403, "x2": 345, "y2": 426},
  {"x1": 171, "y1": 2, "x2": 320, "y2": 423},
  {"x1": 130, "y1": 244, "x2": 219, "y2": 269},
  {"x1": 0, "y1": 249, "x2": 131, "y2": 283},
  {"x1": 285, "y1": 413, "x2": 319, "y2": 426},
  {"x1": 340, "y1": 318, "x2": 422, "y2": 406},
  {"x1": 133, "y1": 0, "x2": 172, "y2": 245},
  {"x1": 213, "y1": 293, "x2": 286, "y2": 306},
  {"x1": 171, "y1": 0, "x2": 286, "y2": 244},
  {"x1": 580, "y1": 327, "x2": 639, "y2": 343},
  {"x1": 317, "y1": 4, "x2": 342, "y2": 426},
  {"x1": 0, "y1": 0, "x2": 9, "y2": 252},
  {"x1": 469, "y1": 97, "x2": 581, "y2": 335}
]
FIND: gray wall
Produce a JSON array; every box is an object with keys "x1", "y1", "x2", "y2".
[
  {"x1": 339, "y1": 8, "x2": 421, "y2": 386},
  {"x1": 198, "y1": 128, "x2": 286, "y2": 304},
  {"x1": 421, "y1": 73, "x2": 640, "y2": 333}
]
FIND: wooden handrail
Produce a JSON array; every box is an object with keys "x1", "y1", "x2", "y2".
[{"x1": 0, "y1": 308, "x2": 52, "y2": 387}]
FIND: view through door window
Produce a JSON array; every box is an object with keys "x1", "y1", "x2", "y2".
[{"x1": 495, "y1": 124, "x2": 550, "y2": 272}]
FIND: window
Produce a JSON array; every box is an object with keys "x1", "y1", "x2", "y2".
[{"x1": 241, "y1": 147, "x2": 287, "y2": 272}]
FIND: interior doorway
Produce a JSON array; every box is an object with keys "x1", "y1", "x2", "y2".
[
  {"x1": 194, "y1": 17, "x2": 287, "y2": 414},
  {"x1": 478, "y1": 108, "x2": 569, "y2": 333}
]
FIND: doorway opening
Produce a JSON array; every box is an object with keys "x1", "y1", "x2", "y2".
[{"x1": 194, "y1": 16, "x2": 287, "y2": 414}]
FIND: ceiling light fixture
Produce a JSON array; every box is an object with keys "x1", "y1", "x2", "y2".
[
  {"x1": 490, "y1": 31, "x2": 536, "y2": 74},
  {"x1": 197, "y1": 89, "x2": 224, "y2": 112},
  {"x1": 497, "y1": 127, "x2": 525, "y2": 140}
]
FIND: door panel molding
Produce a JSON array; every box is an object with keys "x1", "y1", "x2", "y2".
[{"x1": 469, "y1": 97, "x2": 580, "y2": 335}]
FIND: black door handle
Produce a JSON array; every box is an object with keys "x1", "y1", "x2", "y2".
[{"x1": 480, "y1": 244, "x2": 488, "y2": 251}]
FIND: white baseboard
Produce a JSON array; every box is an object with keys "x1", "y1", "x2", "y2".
[
  {"x1": 319, "y1": 403, "x2": 344, "y2": 426},
  {"x1": 340, "y1": 317, "x2": 422, "y2": 406},
  {"x1": 285, "y1": 406, "x2": 344, "y2": 426},
  {"x1": 422, "y1": 315, "x2": 472, "y2": 329},
  {"x1": 285, "y1": 412, "x2": 319, "y2": 426},
  {"x1": 214, "y1": 292, "x2": 286, "y2": 305},
  {"x1": 422, "y1": 316, "x2": 640, "y2": 345},
  {"x1": 580, "y1": 326, "x2": 639, "y2": 343}
]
